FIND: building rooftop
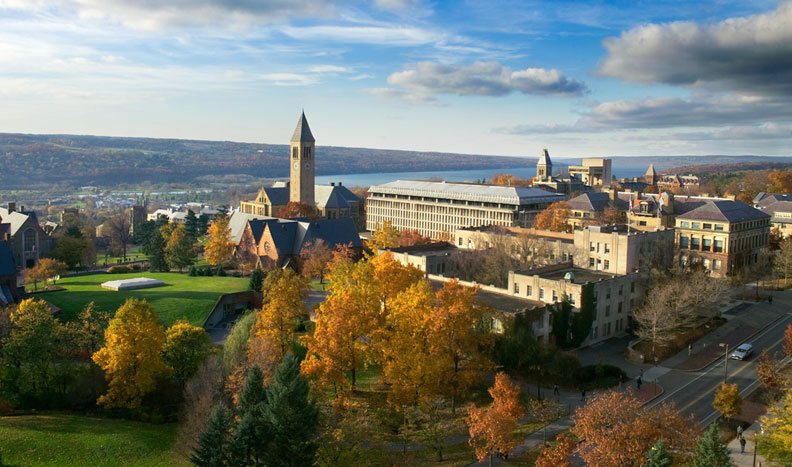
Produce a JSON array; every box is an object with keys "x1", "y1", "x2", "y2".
[
  {"x1": 429, "y1": 279, "x2": 544, "y2": 314},
  {"x1": 291, "y1": 111, "x2": 315, "y2": 143},
  {"x1": 515, "y1": 263, "x2": 619, "y2": 284},
  {"x1": 676, "y1": 200, "x2": 770, "y2": 223},
  {"x1": 370, "y1": 180, "x2": 564, "y2": 206},
  {"x1": 458, "y1": 225, "x2": 574, "y2": 241},
  {"x1": 568, "y1": 192, "x2": 628, "y2": 212},
  {"x1": 383, "y1": 242, "x2": 455, "y2": 256},
  {"x1": 537, "y1": 149, "x2": 552, "y2": 166}
]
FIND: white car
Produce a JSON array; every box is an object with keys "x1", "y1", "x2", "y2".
[{"x1": 729, "y1": 343, "x2": 753, "y2": 360}]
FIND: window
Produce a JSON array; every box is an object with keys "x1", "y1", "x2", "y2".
[
  {"x1": 589, "y1": 258, "x2": 595, "y2": 267},
  {"x1": 597, "y1": 243, "x2": 601, "y2": 253},
  {"x1": 467, "y1": 239, "x2": 472, "y2": 248},
  {"x1": 703, "y1": 238, "x2": 712, "y2": 251},
  {"x1": 618, "y1": 302, "x2": 623, "y2": 314},
  {"x1": 703, "y1": 258, "x2": 711, "y2": 268},
  {"x1": 680, "y1": 236, "x2": 689, "y2": 248},
  {"x1": 590, "y1": 242, "x2": 595, "y2": 252},
  {"x1": 713, "y1": 260, "x2": 721, "y2": 270},
  {"x1": 606, "y1": 288, "x2": 611, "y2": 299},
  {"x1": 691, "y1": 237, "x2": 701, "y2": 249},
  {"x1": 514, "y1": 283, "x2": 520, "y2": 294},
  {"x1": 604, "y1": 244, "x2": 610, "y2": 254},
  {"x1": 639, "y1": 221, "x2": 647, "y2": 226},
  {"x1": 714, "y1": 239, "x2": 723, "y2": 253},
  {"x1": 630, "y1": 281, "x2": 635, "y2": 293},
  {"x1": 605, "y1": 305, "x2": 611, "y2": 317},
  {"x1": 703, "y1": 223, "x2": 712, "y2": 230},
  {"x1": 692, "y1": 222, "x2": 701, "y2": 229},
  {"x1": 539, "y1": 288, "x2": 544, "y2": 300},
  {"x1": 680, "y1": 221, "x2": 689, "y2": 228},
  {"x1": 618, "y1": 285, "x2": 623, "y2": 296},
  {"x1": 597, "y1": 258, "x2": 602, "y2": 270},
  {"x1": 715, "y1": 224, "x2": 724, "y2": 231},
  {"x1": 604, "y1": 260, "x2": 610, "y2": 270},
  {"x1": 23, "y1": 228, "x2": 36, "y2": 252},
  {"x1": 569, "y1": 294, "x2": 575, "y2": 305},
  {"x1": 552, "y1": 290, "x2": 558, "y2": 302},
  {"x1": 526, "y1": 285, "x2": 532, "y2": 297},
  {"x1": 458, "y1": 237, "x2": 463, "y2": 246}
]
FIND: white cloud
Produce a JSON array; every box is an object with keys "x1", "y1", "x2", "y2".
[
  {"x1": 598, "y1": 2, "x2": 792, "y2": 96},
  {"x1": 383, "y1": 61, "x2": 586, "y2": 99},
  {"x1": 308, "y1": 64, "x2": 351, "y2": 73},
  {"x1": 280, "y1": 24, "x2": 443, "y2": 46}
]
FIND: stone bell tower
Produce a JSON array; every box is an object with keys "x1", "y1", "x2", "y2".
[{"x1": 289, "y1": 111, "x2": 315, "y2": 207}]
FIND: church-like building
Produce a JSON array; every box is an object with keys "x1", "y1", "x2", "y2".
[{"x1": 240, "y1": 112, "x2": 362, "y2": 220}]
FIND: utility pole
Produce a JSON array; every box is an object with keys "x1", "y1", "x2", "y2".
[{"x1": 720, "y1": 342, "x2": 729, "y2": 382}]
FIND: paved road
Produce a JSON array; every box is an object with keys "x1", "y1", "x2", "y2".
[{"x1": 646, "y1": 311, "x2": 791, "y2": 426}]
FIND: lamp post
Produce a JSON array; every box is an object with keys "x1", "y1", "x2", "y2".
[{"x1": 719, "y1": 343, "x2": 729, "y2": 383}]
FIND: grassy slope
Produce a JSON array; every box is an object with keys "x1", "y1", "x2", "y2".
[
  {"x1": 0, "y1": 414, "x2": 187, "y2": 466},
  {"x1": 44, "y1": 272, "x2": 247, "y2": 326}
]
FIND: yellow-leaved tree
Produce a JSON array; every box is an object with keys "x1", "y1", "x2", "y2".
[
  {"x1": 713, "y1": 382, "x2": 742, "y2": 423},
  {"x1": 251, "y1": 268, "x2": 309, "y2": 358},
  {"x1": 92, "y1": 298, "x2": 171, "y2": 408},
  {"x1": 533, "y1": 201, "x2": 572, "y2": 232},
  {"x1": 758, "y1": 387, "x2": 792, "y2": 464},
  {"x1": 371, "y1": 252, "x2": 424, "y2": 315},
  {"x1": 366, "y1": 220, "x2": 399, "y2": 252},
  {"x1": 162, "y1": 321, "x2": 212, "y2": 382},
  {"x1": 429, "y1": 280, "x2": 493, "y2": 414},
  {"x1": 467, "y1": 372, "x2": 524, "y2": 463},
  {"x1": 204, "y1": 215, "x2": 234, "y2": 267}
]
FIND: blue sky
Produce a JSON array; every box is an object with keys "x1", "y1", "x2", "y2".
[{"x1": 1, "y1": 0, "x2": 791, "y2": 158}]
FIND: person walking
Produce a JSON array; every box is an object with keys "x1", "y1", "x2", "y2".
[
  {"x1": 553, "y1": 384, "x2": 559, "y2": 398},
  {"x1": 737, "y1": 425, "x2": 743, "y2": 439},
  {"x1": 581, "y1": 388, "x2": 586, "y2": 402},
  {"x1": 740, "y1": 436, "x2": 746, "y2": 454}
]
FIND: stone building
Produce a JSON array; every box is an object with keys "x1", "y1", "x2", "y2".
[
  {"x1": 753, "y1": 192, "x2": 792, "y2": 238},
  {"x1": 455, "y1": 225, "x2": 575, "y2": 264},
  {"x1": 0, "y1": 239, "x2": 21, "y2": 305},
  {"x1": 568, "y1": 158, "x2": 612, "y2": 187},
  {"x1": 378, "y1": 243, "x2": 455, "y2": 276},
  {"x1": 531, "y1": 149, "x2": 587, "y2": 194},
  {"x1": 573, "y1": 224, "x2": 674, "y2": 274},
  {"x1": 366, "y1": 180, "x2": 564, "y2": 238},
  {"x1": 0, "y1": 204, "x2": 51, "y2": 270},
  {"x1": 240, "y1": 113, "x2": 362, "y2": 220},
  {"x1": 674, "y1": 200, "x2": 770, "y2": 277}
]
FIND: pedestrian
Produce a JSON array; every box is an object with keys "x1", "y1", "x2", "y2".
[
  {"x1": 688, "y1": 344, "x2": 692, "y2": 355},
  {"x1": 769, "y1": 295, "x2": 773, "y2": 305},
  {"x1": 637, "y1": 376, "x2": 643, "y2": 390},
  {"x1": 553, "y1": 384, "x2": 559, "y2": 398},
  {"x1": 740, "y1": 436, "x2": 746, "y2": 454},
  {"x1": 737, "y1": 425, "x2": 743, "y2": 439},
  {"x1": 581, "y1": 389, "x2": 586, "y2": 401}
]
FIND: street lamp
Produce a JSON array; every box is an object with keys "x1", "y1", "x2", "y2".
[{"x1": 719, "y1": 343, "x2": 729, "y2": 382}]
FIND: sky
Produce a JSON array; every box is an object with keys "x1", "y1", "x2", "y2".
[{"x1": 1, "y1": 0, "x2": 791, "y2": 159}]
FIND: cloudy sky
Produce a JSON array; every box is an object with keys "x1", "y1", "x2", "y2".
[{"x1": 1, "y1": 0, "x2": 791, "y2": 158}]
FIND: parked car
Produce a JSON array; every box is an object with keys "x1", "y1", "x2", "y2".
[{"x1": 729, "y1": 343, "x2": 753, "y2": 360}]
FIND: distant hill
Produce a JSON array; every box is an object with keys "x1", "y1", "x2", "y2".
[{"x1": 0, "y1": 133, "x2": 533, "y2": 189}]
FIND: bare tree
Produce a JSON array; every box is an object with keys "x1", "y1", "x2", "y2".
[
  {"x1": 106, "y1": 213, "x2": 133, "y2": 261},
  {"x1": 774, "y1": 239, "x2": 792, "y2": 283}
]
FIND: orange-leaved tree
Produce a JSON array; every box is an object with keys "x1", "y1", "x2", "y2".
[
  {"x1": 251, "y1": 268, "x2": 308, "y2": 358},
  {"x1": 379, "y1": 280, "x2": 439, "y2": 407},
  {"x1": 92, "y1": 298, "x2": 171, "y2": 408},
  {"x1": 398, "y1": 229, "x2": 432, "y2": 247},
  {"x1": 300, "y1": 239, "x2": 333, "y2": 286},
  {"x1": 571, "y1": 391, "x2": 695, "y2": 466},
  {"x1": 22, "y1": 258, "x2": 67, "y2": 291},
  {"x1": 429, "y1": 280, "x2": 493, "y2": 415},
  {"x1": 371, "y1": 252, "x2": 424, "y2": 315},
  {"x1": 533, "y1": 201, "x2": 572, "y2": 232},
  {"x1": 366, "y1": 220, "x2": 399, "y2": 252},
  {"x1": 784, "y1": 323, "x2": 792, "y2": 358},
  {"x1": 204, "y1": 215, "x2": 234, "y2": 267},
  {"x1": 276, "y1": 201, "x2": 317, "y2": 219},
  {"x1": 535, "y1": 433, "x2": 576, "y2": 467},
  {"x1": 467, "y1": 372, "x2": 524, "y2": 463},
  {"x1": 713, "y1": 382, "x2": 742, "y2": 423}
]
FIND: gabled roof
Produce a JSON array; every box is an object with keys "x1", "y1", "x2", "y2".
[
  {"x1": 315, "y1": 185, "x2": 351, "y2": 209},
  {"x1": 568, "y1": 192, "x2": 628, "y2": 212},
  {"x1": 265, "y1": 221, "x2": 299, "y2": 255},
  {"x1": 291, "y1": 111, "x2": 315, "y2": 143},
  {"x1": 260, "y1": 187, "x2": 290, "y2": 206},
  {"x1": 753, "y1": 193, "x2": 792, "y2": 223},
  {"x1": 645, "y1": 164, "x2": 656, "y2": 177},
  {"x1": 0, "y1": 208, "x2": 36, "y2": 236},
  {"x1": 0, "y1": 240, "x2": 16, "y2": 276},
  {"x1": 677, "y1": 200, "x2": 770, "y2": 223},
  {"x1": 229, "y1": 211, "x2": 273, "y2": 243},
  {"x1": 293, "y1": 218, "x2": 362, "y2": 255},
  {"x1": 537, "y1": 149, "x2": 552, "y2": 166}
]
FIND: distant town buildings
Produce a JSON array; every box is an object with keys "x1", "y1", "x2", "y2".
[
  {"x1": 568, "y1": 158, "x2": 612, "y2": 187},
  {"x1": 366, "y1": 180, "x2": 564, "y2": 238},
  {"x1": 240, "y1": 113, "x2": 362, "y2": 220},
  {"x1": 531, "y1": 149, "x2": 587, "y2": 194},
  {"x1": 753, "y1": 192, "x2": 792, "y2": 238},
  {"x1": 0, "y1": 203, "x2": 51, "y2": 270}
]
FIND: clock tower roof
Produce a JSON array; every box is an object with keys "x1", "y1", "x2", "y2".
[{"x1": 291, "y1": 111, "x2": 315, "y2": 143}]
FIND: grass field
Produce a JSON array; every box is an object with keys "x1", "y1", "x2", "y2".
[
  {"x1": 44, "y1": 272, "x2": 248, "y2": 326},
  {"x1": 0, "y1": 414, "x2": 187, "y2": 466}
]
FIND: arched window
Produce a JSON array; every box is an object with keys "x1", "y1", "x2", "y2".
[{"x1": 24, "y1": 228, "x2": 36, "y2": 252}]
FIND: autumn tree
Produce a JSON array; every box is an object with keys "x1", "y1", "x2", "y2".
[
  {"x1": 67, "y1": 302, "x2": 111, "y2": 355},
  {"x1": 571, "y1": 391, "x2": 696, "y2": 466},
  {"x1": 300, "y1": 239, "x2": 333, "y2": 286},
  {"x1": 758, "y1": 387, "x2": 792, "y2": 464},
  {"x1": 785, "y1": 323, "x2": 792, "y2": 358},
  {"x1": 22, "y1": 258, "x2": 66, "y2": 291},
  {"x1": 92, "y1": 298, "x2": 171, "y2": 408},
  {"x1": 775, "y1": 238, "x2": 792, "y2": 282},
  {"x1": 768, "y1": 170, "x2": 792, "y2": 193},
  {"x1": 597, "y1": 205, "x2": 627, "y2": 225},
  {"x1": 165, "y1": 225, "x2": 196, "y2": 272},
  {"x1": 106, "y1": 212, "x2": 133, "y2": 261},
  {"x1": 491, "y1": 173, "x2": 531, "y2": 187},
  {"x1": 535, "y1": 433, "x2": 575, "y2": 467},
  {"x1": 430, "y1": 279, "x2": 492, "y2": 414},
  {"x1": 467, "y1": 372, "x2": 524, "y2": 463},
  {"x1": 367, "y1": 220, "x2": 399, "y2": 252},
  {"x1": 204, "y1": 215, "x2": 234, "y2": 268},
  {"x1": 533, "y1": 201, "x2": 572, "y2": 232},
  {"x1": 398, "y1": 229, "x2": 432, "y2": 247},
  {"x1": 690, "y1": 423, "x2": 734, "y2": 467},
  {"x1": 162, "y1": 321, "x2": 213, "y2": 382},
  {"x1": 276, "y1": 201, "x2": 317, "y2": 219},
  {"x1": 713, "y1": 382, "x2": 742, "y2": 423},
  {"x1": 251, "y1": 268, "x2": 308, "y2": 358},
  {"x1": 315, "y1": 402, "x2": 380, "y2": 466},
  {"x1": 757, "y1": 350, "x2": 787, "y2": 392}
]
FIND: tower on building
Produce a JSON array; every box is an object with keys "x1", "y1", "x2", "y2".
[
  {"x1": 537, "y1": 149, "x2": 552, "y2": 180},
  {"x1": 644, "y1": 164, "x2": 657, "y2": 185},
  {"x1": 289, "y1": 111, "x2": 316, "y2": 207}
]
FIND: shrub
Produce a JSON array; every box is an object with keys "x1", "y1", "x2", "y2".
[
  {"x1": 203, "y1": 267, "x2": 213, "y2": 277},
  {"x1": 232, "y1": 271, "x2": 241, "y2": 278},
  {"x1": 216, "y1": 265, "x2": 226, "y2": 277},
  {"x1": 107, "y1": 266, "x2": 131, "y2": 274},
  {"x1": 575, "y1": 364, "x2": 626, "y2": 389},
  {"x1": 131, "y1": 264, "x2": 141, "y2": 272},
  {"x1": 188, "y1": 265, "x2": 197, "y2": 277}
]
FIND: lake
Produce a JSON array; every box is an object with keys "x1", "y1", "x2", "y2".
[{"x1": 315, "y1": 164, "x2": 659, "y2": 188}]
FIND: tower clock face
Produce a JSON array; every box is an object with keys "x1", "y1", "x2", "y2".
[{"x1": 293, "y1": 162, "x2": 298, "y2": 169}]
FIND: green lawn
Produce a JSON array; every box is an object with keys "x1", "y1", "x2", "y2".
[
  {"x1": 45, "y1": 272, "x2": 248, "y2": 326},
  {"x1": 0, "y1": 414, "x2": 187, "y2": 466}
]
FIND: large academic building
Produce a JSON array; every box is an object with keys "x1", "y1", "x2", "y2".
[{"x1": 366, "y1": 180, "x2": 564, "y2": 238}]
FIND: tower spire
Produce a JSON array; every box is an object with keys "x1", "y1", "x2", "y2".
[{"x1": 291, "y1": 111, "x2": 315, "y2": 143}]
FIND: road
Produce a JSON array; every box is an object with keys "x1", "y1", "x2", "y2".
[{"x1": 647, "y1": 312, "x2": 792, "y2": 425}]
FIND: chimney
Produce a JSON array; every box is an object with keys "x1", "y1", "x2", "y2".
[
  {"x1": 338, "y1": 182, "x2": 342, "y2": 186},
  {"x1": 7, "y1": 202, "x2": 15, "y2": 212},
  {"x1": 662, "y1": 193, "x2": 674, "y2": 214},
  {"x1": 330, "y1": 182, "x2": 335, "y2": 186},
  {"x1": 608, "y1": 186, "x2": 618, "y2": 201}
]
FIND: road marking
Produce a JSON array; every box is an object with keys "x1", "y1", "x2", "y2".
[{"x1": 648, "y1": 315, "x2": 792, "y2": 410}]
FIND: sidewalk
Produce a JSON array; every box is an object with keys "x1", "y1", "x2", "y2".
[{"x1": 727, "y1": 420, "x2": 767, "y2": 467}]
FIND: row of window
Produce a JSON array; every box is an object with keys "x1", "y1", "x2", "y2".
[
  {"x1": 679, "y1": 237, "x2": 724, "y2": 252},
  {"x1": 589, "y1": 242, "x2": 611, "y2": 254},
  {"x1": 678, "y1": 221, "x2": 724, "y2": 231}
]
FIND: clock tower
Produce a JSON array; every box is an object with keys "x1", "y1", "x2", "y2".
[{"x1": 289, "y1": 111, "x2": 315, "y2": 207}]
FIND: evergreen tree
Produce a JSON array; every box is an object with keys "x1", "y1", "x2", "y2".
[
  {"x1": 248, "y1": 268, "x2": 265, "y2": 292},
  {"x1": 229, "y1": 366, "x2": 270, "y2": 465},
  {"x1": 184, "y1": 210, "x2": 199, "y2": 240},
  {"x1": 190, "y1": 405, "x2": 231, "y2": 467},
  {"x1": 691, "y1": 424, "x2": 734, "y2": 467},
  {"x1": 197, "y1": 214, "x2": 210, "y2": 236},
  {"x1": 237, "y1": 366, "x2": 266, "y2": 417},
  {"x1": 134, "y1": 220, "x2": 157, "y2": 252},
  {"x1": 148, "y1": 225, "x2": 168, "y2": 272},
  {"x1": 646, "y1": 438, "x2": 672, "y2": 467},
  {"x1": 263, "y1": 354, "x2": 319, "y2": 467}
]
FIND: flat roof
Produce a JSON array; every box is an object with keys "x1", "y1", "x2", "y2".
[
  {"x1": 369, "y1": 180, "x2": 564, "y2": 206},
  {"x1": 517, "y1": 266, "x2": 618, "y2": 284}
]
